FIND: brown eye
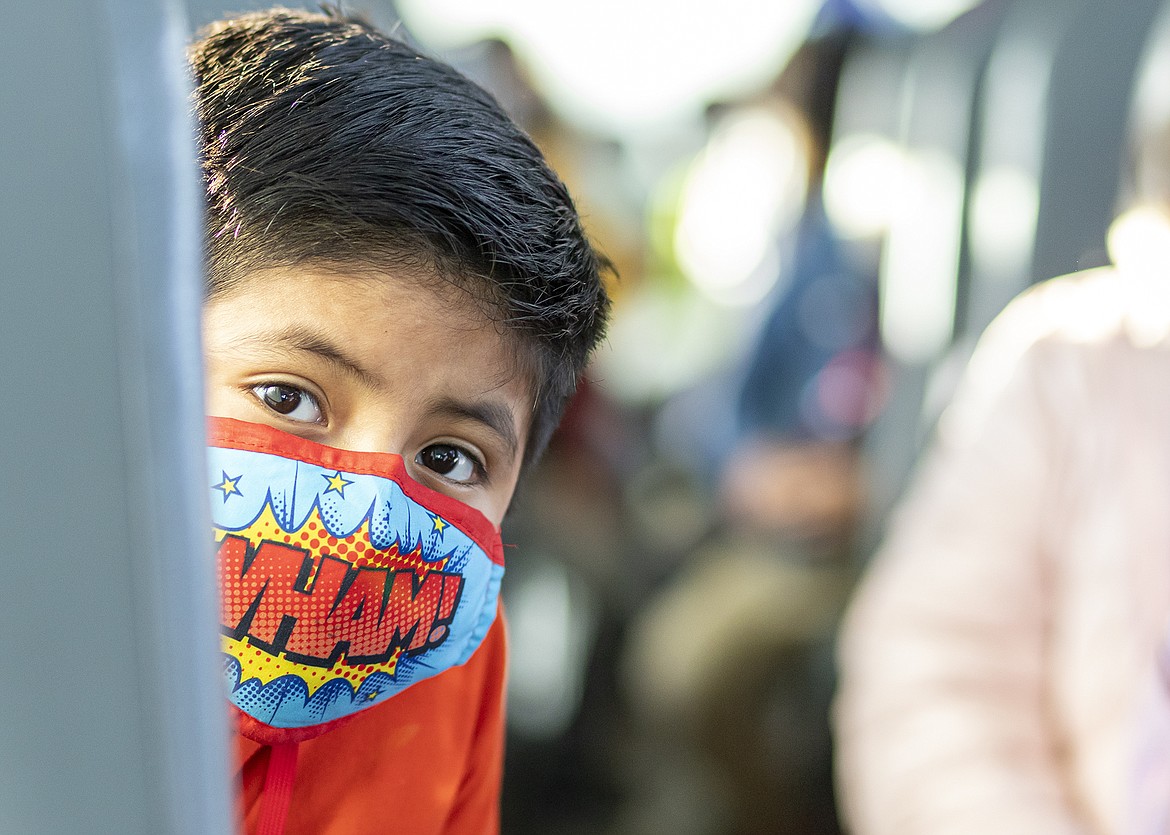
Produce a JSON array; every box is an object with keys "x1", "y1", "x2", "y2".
[
  {"x1": 251, "y1": 384, "x2": 323, "y2": 423},
  {"x1": 417, "y1": 443, "x2": 480, "y2": 484}
]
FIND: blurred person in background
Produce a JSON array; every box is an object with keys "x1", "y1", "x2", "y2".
[
  {"x1": 833, "y1": 105, "x2": 1170, "y2": 835},
  {"x1": 716, "y1": 187, "x2": 881, "y2": 550},
  {"x1": 617, "y1": 29, "x2": 880, "y2": 835}
]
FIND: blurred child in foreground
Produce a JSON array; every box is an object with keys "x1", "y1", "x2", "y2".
[{"x1": 833, "y1": 192, "x2": 1170, "y2": 834}]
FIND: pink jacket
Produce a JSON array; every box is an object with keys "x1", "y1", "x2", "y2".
[{"x1": 835, "y1": 268, "x2": 1170, "y2": 835}]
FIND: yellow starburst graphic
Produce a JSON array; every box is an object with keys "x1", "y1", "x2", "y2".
[{"x1": 216, "y1": 499, "x2": 450, "y2": 696}]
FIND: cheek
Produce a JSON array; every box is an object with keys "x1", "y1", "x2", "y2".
[
  {"x1": 203, "y1": 384, "x2": 244, "y2": 420},
  {"x1": 483, "y1": 474, "x2": 522, "y2": 528},
  {"x1": 201, "y1": 359, "x2": 250, "y2": 421},
  {"x1": 453, "y1": 491, "x2": 502, "y2": 529},
  {"x1": 484, "y1": 503, "x2": 507, "y2": 529}
]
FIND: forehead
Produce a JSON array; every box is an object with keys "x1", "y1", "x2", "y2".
[{"x1": 203, "y1": 264, "x2": 536, "y2": 432}]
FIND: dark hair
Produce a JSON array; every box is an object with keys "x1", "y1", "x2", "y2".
[{"x1": 189, "y1": 8, "x2": 610, "y2": 466}]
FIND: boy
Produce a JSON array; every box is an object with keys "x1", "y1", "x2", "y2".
[{"x1": 191, "y1": 8, "x2": 610, "y2": 833}]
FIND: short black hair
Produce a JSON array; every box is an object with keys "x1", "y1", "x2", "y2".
[{"x1": 190, "y1": 7, "x2": 610, "y2": 466}]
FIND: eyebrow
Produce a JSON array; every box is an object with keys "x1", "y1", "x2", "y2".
[
  {"x1": 267, "y1": 325, "x2": 384, "y2": 389},
  {"x1": 253, "y1": 325, "x2": 522, "y2": 460},
  {"x1": 424, "y1": 396, "x2": 521, "y2": 462}
]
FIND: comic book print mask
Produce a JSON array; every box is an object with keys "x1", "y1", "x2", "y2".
[{"x1": 207, "y1": 417, "x2": 504, "y2": 745}]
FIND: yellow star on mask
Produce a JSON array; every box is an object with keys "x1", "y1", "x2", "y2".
[
  {"x1": 322, "y1": 470, "x2": 353, "y2": 497},
  {"x1": 213, "y1": 472, "x2": 242, "y2": 501},
  {"x1": 431, "y1": 514, "x2": 448, "y2": 534}
]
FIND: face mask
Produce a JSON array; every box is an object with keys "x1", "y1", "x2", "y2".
[{"x1": 206, "y1": 417, "x2": 504, "y2": 745}]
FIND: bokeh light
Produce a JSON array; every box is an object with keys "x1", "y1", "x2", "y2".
[
  {"x1": 395, "y1": 0, "x2": 822, "y2": 136},
  {"x1": 854, "y1": 0, "x2": 983, "y2": 31},
  {"x1": 823, "y1": 133, "x2": 908, "y2": 240},
  {"x1": 674, "y1": 106, "x2": 810, "y2": 306}
]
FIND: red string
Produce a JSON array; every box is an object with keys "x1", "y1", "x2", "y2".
[{"x1": 257, "y1": 743, "x2": 299, "y2": 835}]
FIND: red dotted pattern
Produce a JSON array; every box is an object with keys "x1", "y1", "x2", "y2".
[{"x1": 216, "y1": 505, "x2": 461, "y2": 691}]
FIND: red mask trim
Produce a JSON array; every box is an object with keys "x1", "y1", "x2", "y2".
[
  {"x1": 231, "y1": 703, "x2": 357, "y2": 746},
  {"x1": 206, "y1": 416, "x2": 503, "y2": 566}
]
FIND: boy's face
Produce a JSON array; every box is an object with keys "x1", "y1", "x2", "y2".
[{"x1": 202, "y1": 265, "x2": 531, "y2": 527}]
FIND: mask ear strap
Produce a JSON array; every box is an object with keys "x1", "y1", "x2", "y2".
[{"x1": 257, "y1": 742, "x2": 299, "y2": 835}]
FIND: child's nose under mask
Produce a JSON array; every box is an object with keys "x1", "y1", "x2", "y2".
[{"x1": 206, "y1": 417, "x2": 504, "y2": 745}]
